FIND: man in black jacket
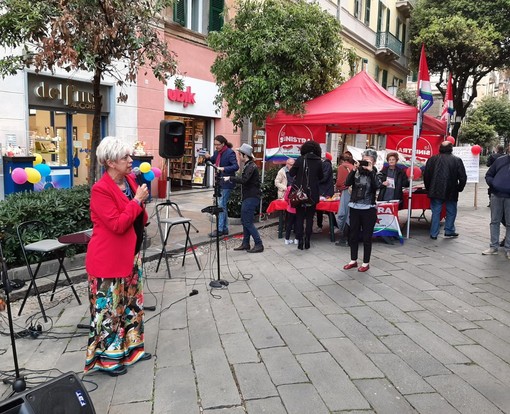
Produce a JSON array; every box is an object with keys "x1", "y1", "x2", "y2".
[
  {"x1": 423, "y1": 141, "x2": 467, "y2": 240},
  {"x1": 486, "y1": 145, "x2": 506, "y2": 207},
  {"x1": 483, "y1": 145, "x2": 510, "y2": 258}
]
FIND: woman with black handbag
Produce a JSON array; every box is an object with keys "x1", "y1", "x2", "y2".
[{"x1": 289, "y1": 141, "x2": 323, "y2": 250}]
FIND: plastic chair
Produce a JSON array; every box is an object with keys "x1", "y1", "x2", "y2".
[
  {"x1": 16, "y1": 220, "x2": 82, "y2": 321},
  {"x1": 155, "y1": 201, "x2": 201, "y2": 278}
]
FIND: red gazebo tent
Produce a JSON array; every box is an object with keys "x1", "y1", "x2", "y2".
[{"x1": 266, "y1": 71, "x2": 446, "y2": 135}]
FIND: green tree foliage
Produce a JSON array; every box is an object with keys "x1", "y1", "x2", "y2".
[
  {"x1": 396, "y1": 88, "x2": 417, "y2": 107},
  {"x1": 409, "y1": 0, "x2": 510, "y2": 137},
  {"x1": 0, "y1": 0, "x2": 178, "y2": 183},
  {"x1": 208, "y1": 0, "x2": 344, "y2": 128},
  {"x1": 475, "y1": 96, "x2": 510, "y2": 147},
  {"x1": 458, "y1": 110, "x2": 497, "y2": 147},
  {"x1": 459, "y1": 96, "x2": 510, "y2": 147}
]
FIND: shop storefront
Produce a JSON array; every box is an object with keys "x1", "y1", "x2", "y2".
[
  {"x1": 164, "y1": 76, "x2": 221, "y2": 190},
  {"x1": 26, "y1": 74, "x2": 110, "y2": 189}
]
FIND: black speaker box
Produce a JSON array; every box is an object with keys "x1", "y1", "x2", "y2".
[
  {"x1": 159, "y1": 120, "x2": 185, "y2": 158},
  {"x1": 0, "y1": 372, "x2": 95, "y2": 414}
]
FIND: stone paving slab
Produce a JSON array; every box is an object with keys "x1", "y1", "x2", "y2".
[{"x1": 2, "y1": 176, "x2": 510, "y2": 413}]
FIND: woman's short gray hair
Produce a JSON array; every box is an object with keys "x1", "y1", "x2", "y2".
[
  {"x1": 96, "y1": 136, "x2": 131, "y2": 167},
  {"x1": 363, "y1": 149, "x2": 378, "y2": 163}
]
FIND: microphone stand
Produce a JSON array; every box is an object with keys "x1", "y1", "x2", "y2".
[
  {"x1": 0, "y1": 241, "x2": 27, "y2": 394},
  {"x1": 201, "y1": 165, "x2": 229, "y2": 288}
]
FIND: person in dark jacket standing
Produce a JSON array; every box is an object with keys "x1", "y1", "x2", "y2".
[
  {"x1": 225, "y1": 144, "x2": 264, "y2": 253},
  {"x1": 483, "y1": 145, "x2": 510, "y2": 258},
  {"x1": 377, "y1": 152, "x2": 409, "y2": 205},
  {"x1": 486, "y1": 145, "x2": 505, "y2": 207},
  {"x1": 315, "y1": 152, "x2": 335, "y2": 232},
  {"x1": 289, "y1": 141, "x2": 324, "y2": 250},
  {"x1": 205, "y1": 135, "x2": 239, "y2": 237},
  {"x1": 342, "y1": 149, "x2": 382, "y2": 272},
  {"x1": 423, "y1": 141, "x2": 467, "y2": 240}
]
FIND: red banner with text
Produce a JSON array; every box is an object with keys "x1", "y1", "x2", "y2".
[
  {"x1": 265, "y1": 124, "x2": 326, "y2": 162},
  {"x1": 386, "y1": 134, "x2": 443, "y2": 167}
]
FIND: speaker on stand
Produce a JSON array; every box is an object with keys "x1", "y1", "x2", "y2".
[{"x1": 157, "y1": 120, "x2": 199, "y2": 240}]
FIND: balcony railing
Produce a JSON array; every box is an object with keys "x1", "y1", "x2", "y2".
[{"x1": 375, "y1": 32, "x2": 402, "y2": 61}]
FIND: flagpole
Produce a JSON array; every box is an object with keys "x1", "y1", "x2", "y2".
[{"x1": 406, "y1": 106, "x2": 421, "y2": 239}]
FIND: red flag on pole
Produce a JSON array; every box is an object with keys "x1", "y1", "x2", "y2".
[{"x1": 441, "y1": 74, "x2": 454, "y2": 121}]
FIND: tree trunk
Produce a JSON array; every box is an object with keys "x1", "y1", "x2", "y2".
[{"x1": 89, "y1": 69, "x2": 103, "y2": 184}]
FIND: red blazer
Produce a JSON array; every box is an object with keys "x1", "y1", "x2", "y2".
[{"x1": 86, "y1": 173, "x2": 148, "y2": 278}]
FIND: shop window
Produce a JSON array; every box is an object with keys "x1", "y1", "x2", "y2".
[
  {"x1": 164, "y1": 115, "x2": 207, "y2": 188},
  {"x1": 29, "y1": 110, "x2": 68, "y2": 167}
]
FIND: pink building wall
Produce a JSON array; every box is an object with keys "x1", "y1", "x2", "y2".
[{"x1": 137, "y1": 34, "x2": 240, "y2": 194}]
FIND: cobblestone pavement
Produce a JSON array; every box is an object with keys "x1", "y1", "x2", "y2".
[{"x1": 1, "y1": 169, "x2": 510, "y2": 414}]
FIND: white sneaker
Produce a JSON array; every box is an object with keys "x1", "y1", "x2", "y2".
[
  {"x1": 285, "y1": 239, "x2": 292, "y2": 245},
  {"x1": 482, "y1": 247, "x2": 499, "y2": 255},
  {"x1": 294, "y1": 239, "x2": 299, "y2": 244}
]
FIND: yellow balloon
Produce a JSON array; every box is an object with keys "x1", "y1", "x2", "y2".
[
  {"x1": 33, "y1": 153, "x2": 43, "y2": 165},
  {"x1": 25, "y1": 167, "x2": 42, "y2": 184},
  {"x1": 139, "y1": 162, "x2": 151, "y2": 173}
]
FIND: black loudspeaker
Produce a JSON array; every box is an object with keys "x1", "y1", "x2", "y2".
[
  {"x1": 0, "y1": 372, "x2": 95, "y2": 414},
  {"x1": 159, "y1": 120, "x2": 185, "y2": 158}
]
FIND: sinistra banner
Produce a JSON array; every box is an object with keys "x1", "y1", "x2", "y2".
[
  {"x1": 265, "y1": 124, "x2": 326, "y2": 162},
  {"x1": 386, "y1": 134, "x2": 443, "y2": 168}
]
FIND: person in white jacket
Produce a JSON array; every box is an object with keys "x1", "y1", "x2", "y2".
[{"x1": 274, "y1": 158, "x2": 295, "y2": 199}]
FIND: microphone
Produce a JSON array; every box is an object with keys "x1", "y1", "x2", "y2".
[
  {"x1": 132, "y1": 167, "x2": 144, "y2": 186},
  {"x1": 189, "y1": 289, "x2": 199, "y2": 297},
  {"x1": 205, "y1": 160, "x2": 219, "y2": 171}
]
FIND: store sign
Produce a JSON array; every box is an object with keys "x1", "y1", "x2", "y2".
[
  {"x1": 34, "y1": 82, "x2": 95, "y2": 110},
  {"x1": 167, "y1": 86, "x2": 196, "y2": 107},
  {"x1": 164, "y1": 76, "x2": 221, "y2": 118},
  {"x1": 28, "y1": 74, "x2": 110, "y2": 113}
]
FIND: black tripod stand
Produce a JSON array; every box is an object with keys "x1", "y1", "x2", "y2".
[
  {"x1": 0, "y1": 242, "x2": 27, "y2": 394},
  {"x1": 201, "y1": 165, "x2": 229, "y2": 288}
]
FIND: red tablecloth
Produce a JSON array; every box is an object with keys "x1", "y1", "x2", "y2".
[
  {"x1": 402, "y1": 191, "x2": 430, "y2": 210},
  {"x1": 402, "y1": 190, "x2": 446, "y2": 220},
  {"x1": 266, "y1": 199, "x2": 288, "y2": 213},
  {"x1": 316, "y1": 200, "x2": 340, "y2": 213}
]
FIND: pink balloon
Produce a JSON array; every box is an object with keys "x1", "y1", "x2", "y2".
[
  {"x1": 471, "y1": 144, "x2": 482, "y2": 155},
  {"x1": 151, "y1": 167, "x2": 162, "y2": 178},
  {"x1": 11, "y1": 167, "x2": 28, "y2": 185},
  {"x1": 446, "y1": 136, "x2": 456, "y2": 145}
]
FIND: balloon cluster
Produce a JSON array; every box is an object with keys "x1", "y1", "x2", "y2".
[
  {"x1": 132, "y1": 162, "x2": 161, "y2": 182},
  {"x1": 11, "y1": 154, "x2": 51, "y2": 185}
]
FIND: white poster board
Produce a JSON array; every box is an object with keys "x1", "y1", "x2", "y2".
[{"x1": 452, "y1": 146, "x2": 479, "y2": 183}]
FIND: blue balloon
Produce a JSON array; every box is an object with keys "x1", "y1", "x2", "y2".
[
  {"x1": 73, "y1": 157, "x2": 80, "y2": 168},
  {"x1": 34, "y1": 163, "x2": 51, "y2": 177},
  {"x1": 143, "y1": 170, "x2": 155, "y2": 181}
]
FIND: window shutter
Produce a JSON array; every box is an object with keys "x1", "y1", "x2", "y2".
[
  {"x1": 364, "y1": 0, "x2": 371, "y2": 25},
  {"x1": 209, "y1": 0, "x2": 224, "y2": 32},
  {"x1": 173, "y1": 0, "x2": 186, "y2": 26}
]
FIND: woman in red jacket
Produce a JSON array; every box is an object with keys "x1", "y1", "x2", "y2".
[{"x1": 84, "y1": 136, "x2": 150, "y2": 377}]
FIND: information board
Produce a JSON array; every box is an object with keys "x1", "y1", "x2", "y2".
[{"x1": 452, "y1": 146, "x2": 479, "y2": 183}]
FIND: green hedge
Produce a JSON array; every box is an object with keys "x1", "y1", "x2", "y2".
[{"x1": 0, "y1": 186, "x2": 92, "y2": 267}]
